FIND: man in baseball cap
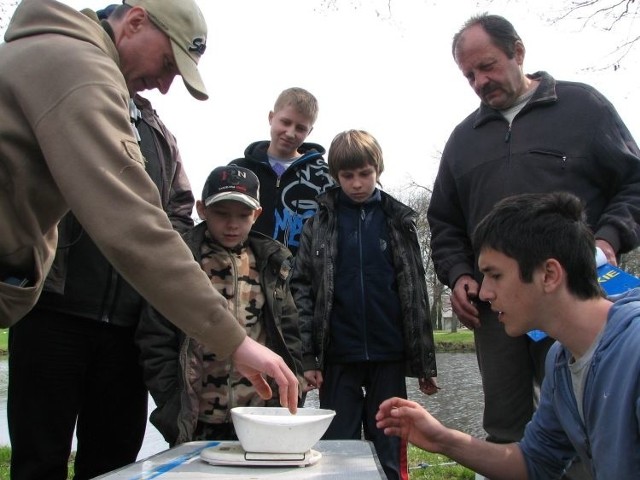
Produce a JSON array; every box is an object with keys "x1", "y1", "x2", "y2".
[
  {"x1": 96, "y1": 0, "x2": 208, "y2": 100},
  {"x1": 122, "y1": 0, "x2": 208, "y2": 100},
  {"x1": 1, "y1": 0, "x2": 299, "y2": 476}
]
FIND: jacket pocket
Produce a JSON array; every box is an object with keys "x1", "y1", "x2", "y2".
[
  {"x1": 0, "y1": 246, "x2": 46, "y2": 327},
  {"x1": 122, "y1": 139, "x2": 146, "y2": 167},
  {"x1": 529, "y1": 149, "x2": 567, "y2": 170}
]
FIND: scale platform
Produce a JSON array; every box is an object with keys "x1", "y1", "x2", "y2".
[{"x1": 200, "y1": 442, "x2": 322, "y2": 467}]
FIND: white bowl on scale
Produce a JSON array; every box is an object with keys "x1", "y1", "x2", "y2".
[{"x1": 230, "y1": 406, "x2": 336, "y2": 454}]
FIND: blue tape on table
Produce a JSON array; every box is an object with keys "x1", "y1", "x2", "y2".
[{"x1": 127, "y1": 441, "x2": 220, "y2": 480}]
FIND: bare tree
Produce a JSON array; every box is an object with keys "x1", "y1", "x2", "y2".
[
  {"x1": 315, "y1": 0, "x2": 639, "y2": 69},
  {"x1": 0, "y1": 1, "x2": 17, "y2": 23},
  {"x1": 0, "y1": 0, "x2": 18, "y2": 39},
  {"x1": 391, "y1": 181, "x2": 453, "y2": 332},
  {"x1": 546, "y1": 0, "x2": 640, "y2": 69},
  {"x1": 316, "y1": 0, "x2": 488, "y2": 15},
  {"x1": 314, "y1": 0, "x2": 405, "y2": 20}
]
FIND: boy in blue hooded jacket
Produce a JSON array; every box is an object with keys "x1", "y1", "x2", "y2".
[{"x1": 377, "y1": 191, "x2": 640, "y2": 479}]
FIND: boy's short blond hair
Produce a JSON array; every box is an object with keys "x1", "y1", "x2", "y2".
[
  {"x1": 273, "y1": 87, "x2": 319, "y2": 124},
  {"x1": 327, "y1": 130, "x2": 385, "y2": 181}
]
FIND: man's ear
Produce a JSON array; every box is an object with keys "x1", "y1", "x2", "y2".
[
  {"x1": 195, "y1": 200, "x2": 207, "y2": 221},
  {"x1": 268, "y1": 111, "x2": 274, "y2": 124},
  {"x1": 541, "y1": 258, "x2": 564, "y2": 293},
  {"x1": 121, "y1": 6, "x2": 147, "y2": 36},
  {"x1": 514, "y1": 40, "x2": 526, "y2": 66}
]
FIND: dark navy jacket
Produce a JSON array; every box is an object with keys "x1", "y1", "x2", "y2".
[
  {"x1": 291, "y1": 187, "x2": 437, "y2": 379},
  {"x1": 329, "y1": 190, "x2": 404, "y2": 363}
]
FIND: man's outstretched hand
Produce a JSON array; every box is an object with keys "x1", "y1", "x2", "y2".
[{"x1": 232, "y1": 336, "x2": 298, "y2": 414}]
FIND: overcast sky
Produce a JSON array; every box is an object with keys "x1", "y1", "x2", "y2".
[{"x1": 3, "y1": 0, "x2": 639, "y2": 197}]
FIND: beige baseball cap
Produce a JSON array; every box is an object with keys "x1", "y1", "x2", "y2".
[{"x1": 124, "y1": 0, "x2": 208, "y2": 100}]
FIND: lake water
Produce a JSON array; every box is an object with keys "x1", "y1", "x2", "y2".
[{"x1": 0, "y1": 352, "x2": 484, "y2": 460}]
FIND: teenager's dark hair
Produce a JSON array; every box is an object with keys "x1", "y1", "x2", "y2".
[
  {"x1": 472, "y1": 192, "x2": 602, "y2": 299},
  {"x1": 452, "y1": 13, "x2": 522, "y2": 59}
]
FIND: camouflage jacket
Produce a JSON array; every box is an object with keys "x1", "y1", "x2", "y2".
[{"x1": 136, "y1": 223, "x2": 303, "y2": 445}]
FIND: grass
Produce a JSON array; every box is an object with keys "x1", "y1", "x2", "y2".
[
  {"x1": 0, "y1": 447, "x2": 8, "y2": 480},
  {"x1": 409, "y1": 447, "x2": 475, "y2": 479},
  {"x1": 434, "y1": 329, "x2": 475, "y2": 352},
  {"x1": 0, "y1": 328, "x2": 474, "y2": 356},
  {"x1": 0, "y1": 329, "x2": 476, "y2": 479},
  {"x1": 0, "y1": 447, "x2": 74, "y2": 480},
  {"x1": 409, "y1": 330, "x2": 476, "y2": 479},
  {"x1": 434, "y1": 330, "x2": 473, "y2": 343},
  {"x1": 0, "y1": 330, "x2": 6, "y2": 353}
]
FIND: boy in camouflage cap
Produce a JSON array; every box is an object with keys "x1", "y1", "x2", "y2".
[{"x1": 136, "y1": 166, "x2": 304, "y2": 444}]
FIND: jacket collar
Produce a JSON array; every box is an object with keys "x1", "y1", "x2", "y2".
[
  {"x1": 184, "y1": 222, "x2": 290, "y2": 266},
  {"x1": 318, "y1": 186, "x2": 417, "y2": 224},
  {"x1": 473, "y1": 71, "x2": 558, "y2": 128},
  {"x1": 245, "y1": 141, "x2": 327, "y2": 166},
  {"x1": 554, "y1": 289, "x2": 640, "y2": 368},
  {"x1": 338, "y1": 188, "x2": 382, "y2": 208}
]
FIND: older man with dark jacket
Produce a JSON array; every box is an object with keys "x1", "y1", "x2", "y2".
[{"x1": 427, "y1": 14, "x2": 640, "y2": 479}]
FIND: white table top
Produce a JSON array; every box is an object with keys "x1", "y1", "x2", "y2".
[{"x1": 94, "y1": 439, "x2": 386, "y2": 479}]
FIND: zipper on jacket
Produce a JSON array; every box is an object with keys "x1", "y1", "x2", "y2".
[
  {"x1": 177, "y1": 338, "x2": 192, "y2": 444},
  {"x1": 284, "y1": 224, "x2": 290, "y2": 249},
  {"x1": 358, "y1": 206, "x2": 369, "y2": 360},
  {"x1": 530, "y1": 149, "x2": 567, "y2": 170},
  {"x1": 230, "y1": 250, "x2": 240, "y2": 317},
  {"x1": 580, "y1": 357, "x2": 597, "y2": 461},
  {"x1": 271, "y1": 162, "x2": 281, "y2": 189},
  {"x1": 227, "y1": 249, "x2": 240, "y2": 414},
  {"x1": 505, "y1": 124, "x2": 514, "y2": 167},
  {"x1": 100, "y1": 266, "x2": 120, "y2": 322}
]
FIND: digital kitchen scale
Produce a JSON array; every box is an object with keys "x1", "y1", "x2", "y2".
[{"x1": 200, "y1": 442, "x2": 322, "y2": 467}]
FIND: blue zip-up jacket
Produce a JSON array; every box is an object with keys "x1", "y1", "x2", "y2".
[
  {"x1": 328, "y1": 189, "x2": 404, "y2": 363},
  {"x1": 229, "y1": 141, "x2": 334, "y2": 255},
  {"x1": 519, "y1": 289, "x2": 640, "y2": 479},
  {"x1": 291, "y1": 187, "x2": 437, "y2": 379}
]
